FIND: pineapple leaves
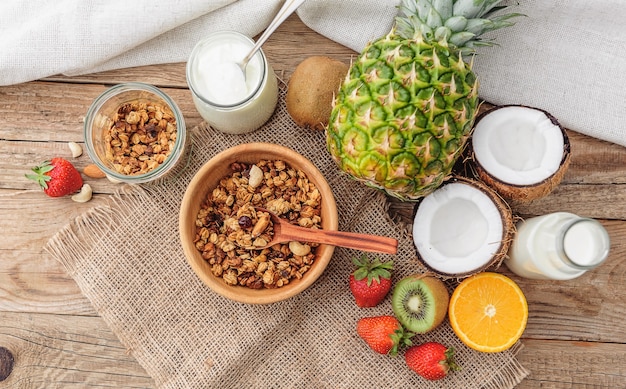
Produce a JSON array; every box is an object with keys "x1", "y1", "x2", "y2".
[
  {"x1": 449, "y1": 32, "x2": 477, "y2": 50},
  {"x1": 426, "y1": 7, "x2": 443, "y2": 29},
  {"x1": 482, "y1": 5, "x2": 508, "y2": 18},
  {"x1": 431, "y1": 0, "x2": 453, "y2": 20},
  {"x1": 452, "y1": 0, "x2": 505, "y2": 19},
  {"x1": 444, "y1": 15, "x2": 468, "y2": 32},
  {"x1": 434, "y1": 26, "x2": 451, "y2": 42},
  {"x1": 490, "y1": 12, "x2": 526, "y2": 27},
  {"x1": 465, "y1": 18, "x2": 493, "y2": 35},
  {"x1": 395, "y1": 0, "x2": 523, "y2": 53}
]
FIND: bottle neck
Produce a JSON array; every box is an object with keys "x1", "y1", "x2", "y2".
[{"x1": 556, "y1": 217, "x2": 610, "y2": 270}]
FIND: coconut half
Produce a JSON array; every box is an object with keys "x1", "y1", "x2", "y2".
[
  {"x1": 412, "y1": 177, "x2": 514, "y2": 278},
  {"x1": 469, "y1": 105, "x2": 571, "y2": 202}
]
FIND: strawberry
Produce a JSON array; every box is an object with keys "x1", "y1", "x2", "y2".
[
  {"x1": 405, "y1": 342, "x2": 460, "y2": 381},
  {"x1": 349, "y1": 255, "x2": 393, "y2": 307},
  {"x1": 26, "y1": 158, "x2": 83, "y2": 197},
  {"x1": 356, "y1": 315, "x2": 413, "y2": 356}
]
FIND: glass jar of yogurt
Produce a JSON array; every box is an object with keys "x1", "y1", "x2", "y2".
[
  {"x1": 186, "y1": 30, "x2": 279, "y2": 134},
  {"x1": 505, "y1": 212, "x2": 610, "y2": 280}
]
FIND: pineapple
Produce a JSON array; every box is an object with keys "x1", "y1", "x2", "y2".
[{"x1": 326, "y1": 0, "x2": 522, "y2": 200}]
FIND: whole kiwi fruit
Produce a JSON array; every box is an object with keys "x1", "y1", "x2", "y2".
[
  {"x1": 286, "y1": 56, "x2": 349, "y2": 130},
  {"x1": 391, "y1": 274, "x2": 449, "y2": 333}
]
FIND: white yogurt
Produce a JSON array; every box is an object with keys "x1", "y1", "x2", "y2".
[
  {"x1": 505, "y1": 212, "x2": 610, "y2": 280},
  {"x1": 187, "y1": 31, "x2": 278, "y2": 134}
]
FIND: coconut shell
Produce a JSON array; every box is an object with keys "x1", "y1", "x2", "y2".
[
  {"x1": 286, "y1": 56, "x2": 349, "y2": 131},
  {"x1": 412, "y1": 176, "x2": 515, "y2": 280},
  {"x1": 468, "y1": 105, "x2": 572, "y2": 203}
]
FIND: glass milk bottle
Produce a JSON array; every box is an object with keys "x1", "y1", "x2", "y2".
[
  {"x1": 186, "y1": 31, "x2": 279, "y2": 134},
  {"x1": 505, "y1": 212, "x2": 610, "y2": 280}
]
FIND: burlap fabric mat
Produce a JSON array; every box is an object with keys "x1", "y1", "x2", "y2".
[{"x1": 45, "y1": 84, "x2": 529, "y2": 388}]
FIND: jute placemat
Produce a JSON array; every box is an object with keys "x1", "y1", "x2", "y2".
[{"x1": 45, "y1": 85, "x2": 529, "y2": 388}]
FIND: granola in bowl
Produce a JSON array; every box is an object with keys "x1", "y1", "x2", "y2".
[
  {"x1": 179, "y1": 142, "x2": 338, "y2": 304},
  {"x1": 193, "y1": 160, "x2": 322, "y2": 289}
]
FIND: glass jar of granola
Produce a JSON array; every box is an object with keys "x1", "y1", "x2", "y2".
[{"x1": 84, "y1": 82, "x2": 188, "y2": 184}]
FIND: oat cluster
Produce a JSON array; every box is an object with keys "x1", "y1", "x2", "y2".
[
  {"x1": 194, "y1": 160, "x2": 323, "y2": 289},
  {"x1": 104, "y1": 100, "x2": 177, "y2": 175}
]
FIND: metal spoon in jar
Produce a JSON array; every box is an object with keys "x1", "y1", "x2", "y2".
[
  {"x1": 252, "y1": 208, "x2": 398, "y2": 254},
  {"x1": 238, "y1": 0, "x2": 307, "y2": 76}
]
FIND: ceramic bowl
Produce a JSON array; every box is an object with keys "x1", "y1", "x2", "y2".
[{"x1": 179, "y1": 143, "x2": 338, "y2": 304}]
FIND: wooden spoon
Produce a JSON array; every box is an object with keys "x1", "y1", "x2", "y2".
[{"x1": 254, "y1": 208, "x2": 398, "y2": 254}]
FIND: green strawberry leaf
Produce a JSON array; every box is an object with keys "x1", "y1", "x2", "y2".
[
  {"x1": 25, "y1": 160, "x2": 54, "y2": 190},
  {"x1": 352, "y1": 254, "x2": 394, "y2": 285}
]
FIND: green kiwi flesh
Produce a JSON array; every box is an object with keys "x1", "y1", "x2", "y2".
[{"x1": 391, "y1": 274, "x2": 449, "y2": 333}]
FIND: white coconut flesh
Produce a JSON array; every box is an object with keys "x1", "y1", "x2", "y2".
[
  {"x1": 472, "y1": 106, "x2": 564, "y2": 186},
  {"x1": 412, "y1": 182, "x2": 504, "y2": 275}
]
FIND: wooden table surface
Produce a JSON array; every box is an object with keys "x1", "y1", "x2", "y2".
[{"x1": 1, "y1": 14, "x2": 625, "y2": 388}]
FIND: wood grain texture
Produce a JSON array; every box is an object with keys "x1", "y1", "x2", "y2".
[
  {"x1": 0, "y1": 312, "x2": 153, "y2": 388},
  {"x1": 0, "y1": 13, "x2": 625, "y2": 388},
  {"x1": 516, "y1": 340, "x2": 626, "y2": 388}
]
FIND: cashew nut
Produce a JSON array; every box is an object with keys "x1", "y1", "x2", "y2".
[
  {"x1": 68, "y1": 142, "x2": 83, "y2": 158},
  {"x1": 289, "y1": 241, "x2": 311, "y2": 256},
  {"x1": 248, "y1": 164, "x2": 263, "y2": 188},
  {"x1": 253, "y1": 237, "x2": 269, "y2": 247},
  {"x1": 71, "y1": 184, "x2": 93, "y2": 203}
]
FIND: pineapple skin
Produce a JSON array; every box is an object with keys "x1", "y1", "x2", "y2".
[{"x1": 326, "y1": 31, "x2": 479, "y2": 201}]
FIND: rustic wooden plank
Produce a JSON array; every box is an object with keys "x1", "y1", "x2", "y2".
[
  {"x1": 0, "y1": 191, "x2": 111, "y2": 251},
  {"x1": 509, "y1": 184, "x2": 626, "y2": 220},
  {"x1": 0, "y1": 272, "x2": 95, "y2": 316},
  {"x1": 0, "y1": 190, "x2": 107, "y2": 316},
  {"x1": 0, "y1": 249, "x2": 63, "y2": 275},
  {"x1": 0, "y1": 312, "x2": 153, "y2": 388},
  {"x1": 43, "y1": 63, "x2": 189, "y2": 89},
  {"x1": 0, "y1": 83, "x2": 201, "y2": 143},
  {"x1": 259, "y1": 14, "x2": 357, "y2": 79},
  {"x1": 564, "y1": 131, "x2": 626, "y2": 185},
  {"x1": 516, "y1": 339, "x2": 626, "y2": 388}
]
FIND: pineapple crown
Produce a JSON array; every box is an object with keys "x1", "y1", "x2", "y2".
[{"x1": 394, "y1": 0, "x2": 524, "y2": 55}]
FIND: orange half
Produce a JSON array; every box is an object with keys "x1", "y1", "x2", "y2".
[{"x1": 448, "y1": 272, "x2": 528, "y2": 353}]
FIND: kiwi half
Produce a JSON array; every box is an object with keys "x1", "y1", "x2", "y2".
[{"x1": 391, "y1": 274, "x2": 449, "y2": 333}]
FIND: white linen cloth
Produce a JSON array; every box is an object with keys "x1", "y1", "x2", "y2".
[{"x1": 1, "y1": 0, "x2": 624, "y2": 147}]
